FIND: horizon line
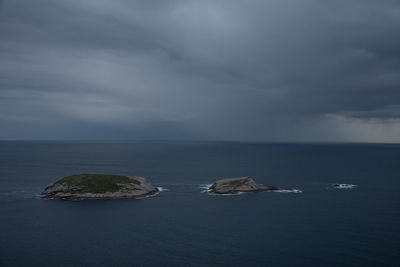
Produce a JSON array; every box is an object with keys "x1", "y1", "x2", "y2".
[{"x1": 0, "y1": 139, "x2": 399, "y2": 145}]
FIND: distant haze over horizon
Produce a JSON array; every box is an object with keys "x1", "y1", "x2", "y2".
[{"x1": 1, "y1": 1, "x2": 400, "y2": 142}]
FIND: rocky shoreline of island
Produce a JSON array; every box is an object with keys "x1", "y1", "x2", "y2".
[{"x1": 41, "y1": 174, "x2": 159, "y2": 200}]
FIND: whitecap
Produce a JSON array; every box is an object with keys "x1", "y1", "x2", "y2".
[
  {"x1": 135, "y1": 187, "x2": 167, "y2": 199},
  {"x1": 209, "y1": 192, "x2": 245, "y2": 196},
  {"x1": 156, "y1": 187, "x2": 169, "y2": 192},
  {"x1": 199, "y1": 184, "x2": 213, "y2": 193},
  {"x1": 333, "y1": 184, "x2": 357, "y2": 189},
  {"x1": 274, "y1": 189, "x2": 303, "y2": 193}
]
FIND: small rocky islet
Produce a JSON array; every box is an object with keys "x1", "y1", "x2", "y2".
[
  {"x1": 41, "y1": 174, "x2": 159, "y2": 200},
  {"x1": 209, "y1": 177, "x2": 280, "y2": 194}
]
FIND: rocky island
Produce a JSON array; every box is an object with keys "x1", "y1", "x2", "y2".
[
  {"x1": 41, "y1": 174, "x2": 159, "y2": 200},
  {"x1": 209, "y1": 177, "x2": 279, "y2": 194}
]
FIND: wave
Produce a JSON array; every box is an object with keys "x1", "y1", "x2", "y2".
[
  {"x1": 274, "y1": 189, "x2": 303, "y2": 193},
  {"x1": 135, "y1": 187, "x2": 168, "y2": 199},
  {"x1": 210, "y1": 192, "x2": 245, "y2": 196},
  {"x1": 157, "y1": 187, "x2": 169, "y2": 192},
  {"x1": 333, "y1": 184, "x2": 357, "y2": 189},
  {"x1": 199, "y1": 184, "x2": 212, "y2": 193}
]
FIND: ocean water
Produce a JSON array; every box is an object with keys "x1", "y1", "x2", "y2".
[{"x1": 0, "y1": 141, "x2": 399, "y2": 266}]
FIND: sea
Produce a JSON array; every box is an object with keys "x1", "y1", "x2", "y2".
[{"x1": 0, "y1": 141, "x2": 399, "y2": 266}]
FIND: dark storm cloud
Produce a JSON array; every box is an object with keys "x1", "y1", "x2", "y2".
[{"x1": 1, "y1": 0, "x2": 400, "y2": 141}]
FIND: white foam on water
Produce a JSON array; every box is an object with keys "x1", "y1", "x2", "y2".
[
  {"x1": 333, "y1": 184, "x2": 357, "y2": 189},
  {"x1": 136, "y1": 187, "x2": 167, "y2": 199},
  {"x1": 199, "y1": 184, "x2": 212, "y2": 193},
  {"x1": 274, "y1": 189, "x2": 303, "y2": 193},
  {"x1": 156, "y1": 187, "x2": 168, "y2": 192},
  {"x1": 209, "y1": 192, "x2": 245, "y2": 196}
]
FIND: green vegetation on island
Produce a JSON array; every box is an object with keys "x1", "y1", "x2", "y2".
[{"x1": 56, "y1": 174, "x2": 140, "y2": 193}]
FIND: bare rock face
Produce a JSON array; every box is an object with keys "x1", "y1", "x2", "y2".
[
  {"x1": 209, "y1": 177, "x2": 278, "y2": 194},
  {"x1": 41, "y1": 174, "x2": 159, "y2": 200}
]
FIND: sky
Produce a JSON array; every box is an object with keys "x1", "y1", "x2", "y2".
[{"x1": 0, "y1": 0, "x2": 400, "y2": 142}]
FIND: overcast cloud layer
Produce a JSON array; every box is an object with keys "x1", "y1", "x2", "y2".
[{"x1": 1, "y1": 0, "x2": 400, "y2": 142}]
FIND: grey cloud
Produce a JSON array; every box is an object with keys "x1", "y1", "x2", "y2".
[{"x1": 0, "y1": 0, "x2": 400, "y2": 142}]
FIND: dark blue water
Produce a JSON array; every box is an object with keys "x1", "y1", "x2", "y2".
[{"x1": 0, "y1": 142, "x2": 399, "y2": 266}]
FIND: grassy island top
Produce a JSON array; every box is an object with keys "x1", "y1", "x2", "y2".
[{"x1": 55, "y1": 174, "x2": 140, "y2": 193}]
